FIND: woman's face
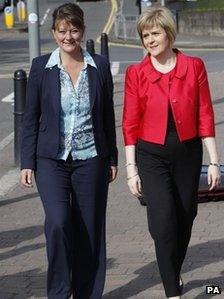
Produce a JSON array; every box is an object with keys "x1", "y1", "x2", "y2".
[
  {"x1": 142, "y1": 25, "x2": 170, "y2": 58},
  {"x1": 52, "y1": 20, "x2": 84, "y2": 54}
]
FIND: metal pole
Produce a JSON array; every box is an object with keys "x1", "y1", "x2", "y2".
[
  {"x1": 14, "y1": 70, "x2": 27, "y2": 166},
  {"x1": 120, "y1": 0, "x2": 124, "y2": 15},
  {"x1": 100, "y1": 33, "x2": 109, "y2": 61},
  {"x1": 137, "y1": 0, "x2": 141, "y2": 14},
  {"x1": 86, "y1": 39, "x2": 95, "y2": 55},
  {"x1": 27, "y1": 0, "x2": 40, "y2": 64},
  {"x1": 161, "y1": 0, "x2": 165, "y2": 6}
]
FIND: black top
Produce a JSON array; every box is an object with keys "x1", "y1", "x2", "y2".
[
  {"x1": 163, "y1": 68, "x2": 177, "y2": 134},
  {"x1": 167, "y1": 104, "x2": 177, "y2": 133}
]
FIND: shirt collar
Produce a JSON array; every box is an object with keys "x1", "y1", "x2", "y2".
[
  {"x1": 140, "y1": 49, "x2": 187, "y2": 83},
  {"x1": 45, "y1": 47, "x2": 97, "y2": 69}
]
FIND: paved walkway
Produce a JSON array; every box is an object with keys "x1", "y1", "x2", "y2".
[{"x1": 1, "y1": 72, "x2": 224, "y2": 298}]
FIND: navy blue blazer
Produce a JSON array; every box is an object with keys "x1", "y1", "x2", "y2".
[{"x1": 21, "y1": 53, "x2": 118, "y2": 169}]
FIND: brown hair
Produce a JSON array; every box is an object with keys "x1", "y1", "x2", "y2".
[
  {"x1": 52, "y1": 2, "x2": 85, "y2": 31},
  {"x1": 137, "y1": 7, "x2": 177, "y2": 45}
]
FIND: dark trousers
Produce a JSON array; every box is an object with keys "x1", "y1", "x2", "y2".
[
  {"x1": 35, "y1": 155, "x2": 110, "y2": 299},
  {"x1": 136, "y1": 134, "x2": 202, "y2": 297}
]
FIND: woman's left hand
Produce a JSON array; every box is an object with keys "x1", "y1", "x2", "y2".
[
  {"x1": 109, "y1": 166, "x2": 118, "y2": 182},
  {"x1": 208, "y1": 165, "x2": 221, "y2": 190}
]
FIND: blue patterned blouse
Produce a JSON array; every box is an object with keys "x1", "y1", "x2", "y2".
[{"x1": 45, "y1": 48, "x2": 97, "y2": 161}]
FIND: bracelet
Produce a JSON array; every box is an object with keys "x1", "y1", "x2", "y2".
[
  {"x1": 126, "y1": 163, "x2": 136, "y2": 167},
  {"x1": 209, "y1": 163, "x2": 220, "y2": 167},
  {"x1": 127, "y1": 173, "x2": 138, "y2": 181}
]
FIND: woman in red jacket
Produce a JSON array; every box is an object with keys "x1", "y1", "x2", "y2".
[{"x1": 122, "y1": 7, "x2": 220, "y2": 299}]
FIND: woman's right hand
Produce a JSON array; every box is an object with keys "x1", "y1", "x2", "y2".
[
  {"x1": 127, "y1": 165, "x2": 142, "y2": 197},
  {"x1": 20, "y1": 169, "x2": 33, "y2": 188}
]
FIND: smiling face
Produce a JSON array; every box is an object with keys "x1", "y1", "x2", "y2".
[
  {"x1": 142, "y1": 25, "x2": 171, "y2": 58},
  {"x1": 52, "y1": 20, "x2": 84, "y2": 55}
]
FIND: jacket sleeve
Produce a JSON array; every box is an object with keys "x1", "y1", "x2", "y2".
[
  {"x1": 103, "y1": 60, "x2": 118, "y2": 166},
  {"x1": 21, "y1": 58, "x2": 41, "y2": 170},
  {"x1": 122, "y1": 65, "x2": 141, "y2": 145},
  {"x1": 194, "y1": 57, "x2": 215, "y2": 137}
]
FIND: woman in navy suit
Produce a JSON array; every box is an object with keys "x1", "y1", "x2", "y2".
[{"x1": 20, "y1": 3, "x2": 118, "y2": 298}]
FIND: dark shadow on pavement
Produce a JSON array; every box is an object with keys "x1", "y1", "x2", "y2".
[
  {"x1": 0, "y1": 225, "x2": 43, "y2": 249},
  {"x1": 0, "y1": 238, "x2": 223, "y2": 298},
  {"x1": 213, "y1": 97, "x2": 224, "y2": 105},
  {"x1": 215, "y1": 120, "x2": 224, "y2": 126},
  {"x1": 0, "y1": 192, "x2": 39, "y2": 207},
  {"x1": 103, "y1": 238, "x2": 224, "y2": 298},
  {"x1": 0, "y1": 268, "x2": 47, "y2": 299},
  {"x1": 0, "y1": 243, "x2": 45, "y2": 261},
  {"x1": 104, "y1": 261, "x2": 160, "y2": 299},
  {"x1": 185, "y1": 275, "x2": 224, "y2": 298}
]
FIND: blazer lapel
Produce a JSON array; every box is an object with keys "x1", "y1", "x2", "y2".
[
  {"x1": 87, "y1": 64, "x2": 97, "y2": 110},
  {"x1": 140, "y1": 54, "x2": 162, "y2": 83},
  {"x1": 47, "y1": 66, "x2": 61, "y2": 114}
]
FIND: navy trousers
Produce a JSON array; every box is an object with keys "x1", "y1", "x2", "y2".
[{"x1": 35, "y1": 155, "x2": 110, "y2": 299}]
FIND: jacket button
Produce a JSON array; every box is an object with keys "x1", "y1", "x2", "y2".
[
  {"x1": 177, "y1": 120, "x2": 181, "y2": 124},
  {"x1": 172, "y1": 99, "x2": 177, "y2": 103}
]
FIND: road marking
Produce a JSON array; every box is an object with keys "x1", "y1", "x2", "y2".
[
  {"x1": 2, "y1": 92, "x2": 14, "y2": 103},
  {"x1": 96, "y1": 0, "x2": 118, "y2": 43},
  {"x1": 111, "y1": 61, "x2": 119, "y2": 76},
  {"x1": 0, "y1": 168, "x2": 20, "y2": 198},
  {"x1": 103, "y1": 0, "x2": 118, "y2": 34},
  {"x1": 40, "y1": 8, "x2": 51, "y2": 26},
  {"x1": 0, "y1": 132, "x2": 14, "y2": 151}
]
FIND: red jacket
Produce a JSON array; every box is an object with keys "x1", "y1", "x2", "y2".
[{"x1": 122, "y1": 49, "x2": 215, "y2": 145}]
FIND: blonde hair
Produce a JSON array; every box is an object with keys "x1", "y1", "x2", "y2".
[{"x1": 137, "y1": 7, "x2": 177, "y2": 45}]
